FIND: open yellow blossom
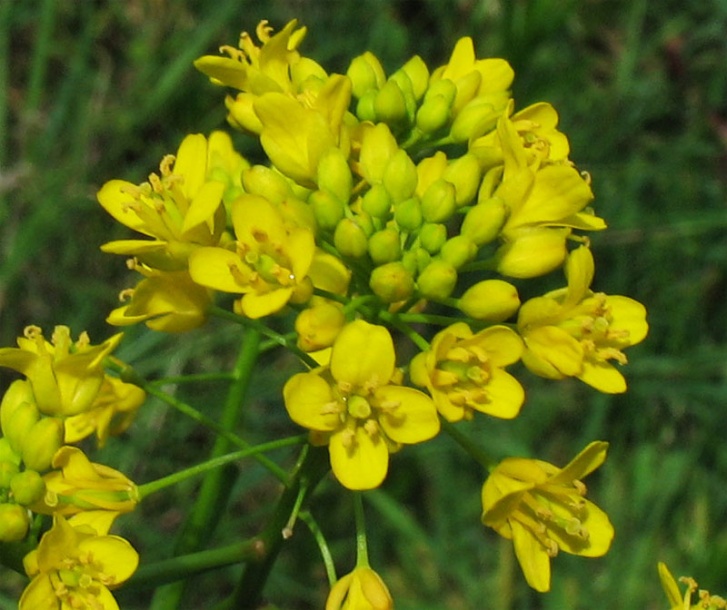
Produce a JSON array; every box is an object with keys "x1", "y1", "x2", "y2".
[
  {"x1": 98, "y1": 133, "x2": 227, "y2": 270},
  {"x1": 0, "y1": 326, "x2": 121, "y2": 417},
  {"x1": 189, "y1": 194, "x2": 315, "y2": 318},
  {"x1": 410, "y1": 323, "x2": 524, "y2": 422},
  {"x1": 482, "y1": 441, "x2": 614, "y2": 592},
  {"x1": 32, "y1": 446, "x2": 138, "y2": 517},
  {"x1": 283, "y1": 320, "x2": 440, "y2": 490},
  {"x1": 326, "y1": 566, "x2": 394, "y2": 610},
  {"x1": 517, "y1": 245, "x2": 648, "y2": 393},
  {"x1": 658, "y1": 562, "x2": 727, "y2": 609},
  {"x1": 20, "y1": 514, "x2": 138, "y2": 610}
]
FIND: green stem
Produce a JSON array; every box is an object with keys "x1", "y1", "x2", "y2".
[
  {"x1": 138, "y1": 436, "x2": 306, "y2": 499},
  {"x1": 299, "y1": 510, "x2": 337, "y2": 586},
  {"x1": 377, "y1": 310, "x2": 430, "y2": 352},
  {"x1": 441, "y1": 419, "x2": 496, "y2": 470},
  {"x1": 393, "y1": 312, "x2": 463, "y2": 327},
  {"x1": 217, "y1": 445, "x2": 330, "y2": 610},
  {"x1": 150, "y1": 372, "x2": 235, "y2": 385},
  {"x1": 353, "y1": 492, "x2": 369, "y2": 568}
]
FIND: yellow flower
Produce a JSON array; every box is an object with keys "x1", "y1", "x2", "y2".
[
  {"x1": 32, "y1": 446, "x2": 138, "y2": 517},
  {"x1": 20, "y1": 514, "x2": 138, "y2": 610},
  {"x1": 410, "y1": 323, "x2": 524, "y2": 422},
  {"x1": 64, "y1": 376, "x2": 146, "y2": 448},
  {"x1": 482, "y1": 441, "x2": 614, "y2": 592},
  {"x1": 517, "y1": 245, "x2": 648, "y2": 393},
  {"x1": 107, "y1": 268, "x2": 213, "y2": 332},
  {"x1": 483, "y1": 115, "x2": 605, "y2": 278},
  {"x1": 98, "y1": 133, "x2": 227, "y2": 270},
  {"x1": 326, "y1": 566, "x2": 394, "y2": 610},
  {"x1": 189, "y1": 194, "x2": 316, "y2": 318},
  {"x1": 658, "y1": 562, "x2": 727, "y2": 610},
  {"x1": 0, "y1": 326, "x2": 121, "y2": 417},
  {"x1": 283, "y1": 320, "x2": 440, "y2": 490}
]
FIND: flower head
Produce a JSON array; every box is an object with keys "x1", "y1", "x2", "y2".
[
  {"x1": 410, "y1": 323, "x2": 524, "y2": 422},
  {"x1": 20, "y1": 514, "x2": 138, "y2": 610},
  {"x1": 284, "y1": 320, "x2": 440, "y2": 489},
  {"x1": 326, "y1": 566, "x2": 394, "y2": 610},
  {"x1": 481, "y1": 441, "x2": 614, "y2": 592},
  {"x1": 517, "y1": 245, "x2": 648, "y2": 393}
]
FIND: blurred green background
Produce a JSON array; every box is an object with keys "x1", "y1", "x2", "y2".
[{"x1": 1, "y1": 0, "x2": 726, "y2": 608}]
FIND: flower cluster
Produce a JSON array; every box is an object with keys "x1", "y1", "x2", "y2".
[{"x1": 1, "y1": 16, "x2": 654, "y2": 610}]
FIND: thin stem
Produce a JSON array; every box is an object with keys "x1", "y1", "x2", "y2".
[
  {"x1": 353, "y1": 492, "x2": 369, "y2": 568},
  {"x1": 377, "y1": 310, "x2": 430, "y2": 352},
  {"x1": 138, "y1": 436, "x2": 306, "y2": 499},
  {"x1": 299, "y1": 511, "x2": 337, "y2": 586},
  {"x1": 440, "y1": 419, "x2": 497, "y2": 470},
  {"x1": 149, "y1": 372, "x2": 235, "y2": 385}
]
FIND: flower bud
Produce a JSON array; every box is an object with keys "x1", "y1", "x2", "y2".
[
  {"x1": 370, "y1": 262, "x2": 415, "y2": 303},
  {"x1": 440, "y1": 235, "x2": 477, "y2": 269},
  {"x1": 0, "y1": 437, "x2": 20, "y2": 464},
  {"x1": 3, "y1": 400, "x2": 40, "y2": 455},
  {"x1": 383, "y1": 149, "x2": 418, "y2": 203},
  {"x1": 334, "y1": 218, "x2": 369, "y2": 258},
  {"x1": 1, "y1": 379, "x2": 35, "y2": 439},
  {"x1": 355, "y1": 89, "x2": 378, "y2": 122},
  {"x1": 361, "y1": 184, "x2": 392, "y2": 219},
  {"x1": 417, "y1": 259, "x2": 458, "y2": 301},
  {"x1": 459, "y1": 279, "x2": 521, "y2": 322},
  {"x1": 310, "y1": 189, "x2": 345, "y2": 230},
  {"x1": 421, "y1": 179, "x2": 456, "y2": 223},
  {"x1": 496, "y1": 230, "x2": 568, "y2": 278},
  {"x1": 0, "y1": 503, "x2": 29, "y2": 542},
  {"x1": 347, "y1": 52, "x2": 386, "y2": 98},
  {"x1": 226, "y1": 92, "x2": 264, "y2": 134},
  {"x1": 415, "y1": 94, "x2": 452, "y2": 134},
  {"x1": 400, "y1": 55, "x2": 429, "y2": 100},
  {"x1": 419, "y1": 223, "x2": 447, "y2": 254},
  {"x1": 295, "y1": 302, "x2": 346, "y2": 352},
  {"x1": 425, "y1": 78, "x2": 457, "y2": 105},
  {"x1": 450, "y1": 97, "x2": 501, "y2": 142},
  {"x1": 374, "y1": 80, "x2": 408, "y2": 126},
  {"x1": 394, "y1": 197, "x2": 423, "y2": 232},
  {"x1": 0, "y1": 460, "x2": 19, "y2": 487},
  {"x1": 21, "y1": 417, "x2": 64, "y2": 472},
  {"x1": 368, "y1": 228, "x2": 402, "y2": 265},
  {"x1": 461, "y1": 198, "x2": 508, "y2": 246},
  {"x1": 242, "y1": 165, "x2": 294, "y2": 204},
  {"x1": 326, "y1": 567, "x2": 393, "y2": 610},
  {"x1": 317, "y1": 148, "x2": 352, "y2": 203},
  {"x1": 10, "y1": 469, "x2": 45, "y2": 506},
  {"x1": 442, "y1": 153, "x2": 482, "y2": 207}
]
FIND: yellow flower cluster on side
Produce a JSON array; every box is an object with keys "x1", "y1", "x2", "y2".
[{"x1": 659, "y1": 562, "x2": 727, "y2": 609}]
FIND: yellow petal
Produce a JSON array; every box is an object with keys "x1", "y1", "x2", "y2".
[
  {"x1": 329, "y1": 426, "x2": 388, "y2": 490},
  {"x1": 239, "y1": 287, "x2": 294, "y2": 318},
  {"x1": 511, "y1": 518, "x2": 551, "y2": 592},
  {"x1": 19, "y1": 575, "x2": 57, "y2": 610},
  {"x1": 97, "y1": 180, "x2": 152, "y2": 235},
  {"x1": 658, "y1": 562, "x2": 685, "y2": 609},
  {"x1": 180, "y1": 180, "x2": 225, "y2": 239},
  {"x1": 496, "y1": 229, "x2": 569, "y2": 279},
  {"x1": 478, "y1": 368, "x2": 524, "y2": 419},
  {"x1": 330, "y1": 321, "x2": 395, "y2": 388},
  {"x1": 578, "y1": 359, "x2": 627, "y2": 393},
  {"x1": 173, "y1": 133, "x2": 208, "y2": 200},
  {"x1": 522, "y1": 326, "x2": 583, "y2": 378},
  {"x1": 188, "y1": 247, "x2": 253, "y2": 293},
  {"x1": 79, "y1": 536, "x2": 139, "y2": 583},
  {"x1": 283, "y1": 373, "x2": 340, "y2": 431},
  {"x1": 608, "y1": 295, "x2": 649, "y2": 345},
  {"x1": 375, "y1": 386, "x2": 439, "y2": 444},
  {"x1": 194, "y1": 55, "x2": 250, "y2": 90}
]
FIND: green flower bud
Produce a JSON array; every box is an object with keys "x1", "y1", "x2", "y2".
[
  {"x1": 415, "y1": 95, "x2": 452, "y2": 134},
  {"x1": 440, "y1": 235, "x2": 477, "y2": 269},
  {"x1": 450, "y1": 98, "x2": 500, "y2": 142},
  {"x1": 310, "y1": 189, "x2": 345, "y2": 230},
  {"x1": 368, "y1": 228, "x2": 402, "y2": 265},
  {"x1": 400, "y1": 55, "x2": 429, "y2": 100},
  {"x1": 0, "y1": 438, "x2": 20, "y2": 466},
  {"x1": 242, "y1": 165, "x2": 293, "y2": 204},
  {"x1": 347, "y1": 52, "x2": 386, "y2": 98},
  {"x1": 383, "y1": 149, "x2": 418, "y2": 203},
  {"x1": 0, "y1": 503, "x2": 29, "y2": 542},
  {"x1": 421, "y1": 179, "x2": 456, "y2": 223},
  {"x1": 356, "y1": 89, "x2": 378, "y2": 122},
  {"x1": 10, "y1": 469, "x2": 45, "y2": 506},
  {"x1": 361, "y1": 184, "x2": 392, "y2": 219},
  {"x1": 425, "y1": 78, "x2": 457, "y2": 105},
  {"x1": 417, "y1": 259, "x2": 458, "y2": 301},
  {"x1": 21, "y1": 417, "x2": 64, "y2": 472},
  {"x1": 458, "y1": 279, "x2": 521, "y2": 322},
  {"x1": 3, "y1": 401, "x2": 40, "y2": 456},
  {"x1": 419, "y1": 223, "x2": 447, "y2": 254},
  {"x1": 388, "y1": 70, "x2": 417, "y2": 120},
  {"x1": 0, "y1": 460, "x2": 20, "y2": 487},
  {"x1": 442, "y1": 153, "x2": 482, "y2": 207},
  {"x1": 334, "y1": 218, "x2": 369, "y2": 258},
  {"x1": 317, "y1": 148, "x2": 352, "y2": 203},
  {"x1": 401, "y1": 249, "x2": 418, "y2": 275},
  {"x1": 414, "y1": 247, "x2": 432, "y2": 273},
  {"x1": 394, "y1": 197, "x2": 423, "y2": 232},
  {"x1": 374, "y1": 80, "x2": 408, "y2": 126},
  {"x1": 461, "y1": 198, "x2": 508, "y2": 246},
  {"x1": 1, "y1": 380, "x2": 34, "y2": 439},
  {"x1": 369, "y1": 262, "x2": 415, "y2": 303}
]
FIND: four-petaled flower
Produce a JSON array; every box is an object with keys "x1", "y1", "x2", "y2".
[
  {"x1": 481, "y1": 441, "x2": 614, "y2": 592},
  {"x1": 517, "y1": 245, "x2": 648, "y2": 393},
  {"x1": 284, "y1": 320, "x2": 440, "y2": 489},
  {"x1": 410, "y1": 322, "x2": 524, "y2": 422}
]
